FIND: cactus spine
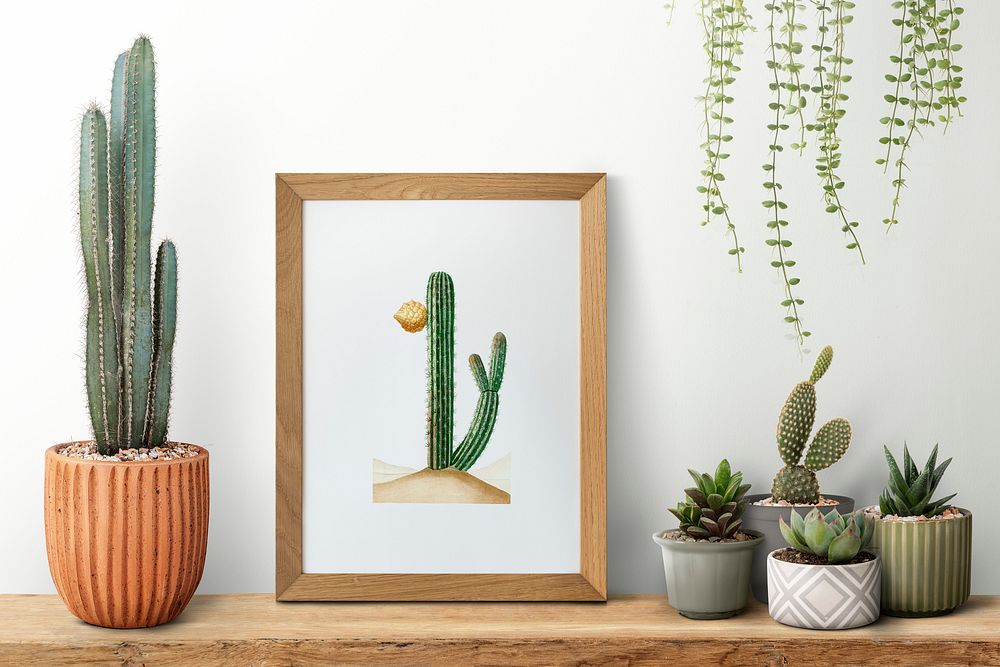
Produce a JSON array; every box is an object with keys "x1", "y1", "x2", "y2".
[
  {"x1": 408, "y1": 272, "x2": 506, "y2": 471},
  {"x1": 79, "y1": 37, "x2": 178, "y2": 455},
  {"x1": 771, "y1": 345, "x2": 852, "y2": 504}
]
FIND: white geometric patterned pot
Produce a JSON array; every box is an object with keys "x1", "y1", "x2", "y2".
[{"x1": 767, "y1": 550, "x2": 881, "y2": 630}]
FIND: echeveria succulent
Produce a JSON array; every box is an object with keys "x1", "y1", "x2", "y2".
[{"x1": 779, "y1": 508, "x2": 873, "y2": 564}]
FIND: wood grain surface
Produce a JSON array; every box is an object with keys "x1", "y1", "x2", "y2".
[
  {"x1": 1, "y1": 594, "x2": 997, "y2": 666},
  {"x1": 275, "y1": 173, "x2": 607, "y2": 601}
]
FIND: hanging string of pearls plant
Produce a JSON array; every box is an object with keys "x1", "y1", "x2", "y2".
[{"x1": 666, "y1": 0, "x2": 966, "y2": 346}]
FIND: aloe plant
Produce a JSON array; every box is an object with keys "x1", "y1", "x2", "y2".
[
  {"x1": 779, "y1": 508, "x2": 873, "y2": 564},
  {"x1": 79, "y1": 37, "x2": 177, "y2": 455},
  {"x1": 879, "y1": 443, "x2": 957, "y2": 518},
  {"x1": 669, "y1": 460, "x2": 752, "y2": 541}
]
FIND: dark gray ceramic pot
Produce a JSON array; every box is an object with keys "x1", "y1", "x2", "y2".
[{"x1": 742, "y1": 493, "x2": 855, "y2": 603}]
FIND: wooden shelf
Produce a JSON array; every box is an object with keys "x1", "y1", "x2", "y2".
[{"x1": 1, "y1": 594, "x2": 997, "y2": 665}]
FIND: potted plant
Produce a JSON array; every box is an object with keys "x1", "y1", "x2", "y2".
[
  {"x1": 652, "y1": 460, "x2": 763, "y2": 619},
  {"x1": 43, "y1": 36, "x2": 209, "y2": 629},
  {"x1": 743, "y1": 345, "x2": 855, "y2": 602},
  {"x1": 869, "y1": 444, "x2": 971, "y2": 617},
  {"x1": 767, "y1": 508, "x2": 880, "y2": 629}
]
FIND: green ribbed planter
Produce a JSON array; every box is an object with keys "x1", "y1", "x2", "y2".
[{"x1": 872, "y1": 509, "x2": 972, "y2": 617}]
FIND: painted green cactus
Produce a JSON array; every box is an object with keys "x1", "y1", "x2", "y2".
[
  {"x1": 395, "y1": 272, "x2": 506, "y2": 472},
  {"x1": 771, "y1": 346, "x2": 852, "y2": 504},
  {"x1": 79, "y1": 37, "x2": 178, "y2": 455}
]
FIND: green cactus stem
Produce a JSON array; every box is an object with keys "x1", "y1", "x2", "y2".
[
  {"x1": 809, "y1": 345, "x2": 833, "y2": 383},
  {"x1": 776, "y1": 382, "x2": 816, "y2": 466},
  {"x1": 452, "y1": 333, "x2": 507, "y2": 471},
  {"x1": 80, "y1": 107, "x2": 120, "y2": 453},
  {"x1": 77, "y1": 36, "x2": 179, "y2": 455},
  {"x1": 120, "y1": 36, "x2": 157, "y2": 450},
  {"x1": 145, "y1": 241, "x2": 177, "y2": 448},
  {"x1": 803, "y1": 418, "x2": 852, "y2": 471},
  {"x1": 426, "y1": 272, "x2": 455, "y2": 469},
  {"x1": 413, "y1": 273, "x2": 507, "y2": 472}
]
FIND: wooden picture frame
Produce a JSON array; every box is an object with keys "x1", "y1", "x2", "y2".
[{"x1": 276, "y1": 173, "x2": 606, "y2": 601}]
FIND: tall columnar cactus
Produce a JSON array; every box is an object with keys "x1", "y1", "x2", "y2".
[
  {"x1": 79, "y1": 37, "x2": 177, "y2": 455},
  {"x1": 771, "y1": 346, "x2": 852, "y2": 504},
  {"x1": 395, "y1": 272, "x2": 506, "y2": 472}
]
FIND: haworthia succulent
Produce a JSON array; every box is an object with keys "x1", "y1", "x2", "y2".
[
  {"x1": 80, "y1": 108, "x2": 120, "y2": 454},
  {"x1": 145, "y1": 241, "x2": 177, "y2": 448},
  {"x1": 77, "y1": 37, "x2": 180, "y2": 455}
]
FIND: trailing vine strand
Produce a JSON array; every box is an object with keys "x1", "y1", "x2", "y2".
[
  {"x1": 663, "y1": 0, "x2": 969, "y2": 348},
  {"x1": 878, "y1": 0, "x2": 965, "y2": 230},
  {"x1": 697, "y1": 0, "x2": 752, "y2": 270},
  {"x1": 808, "y1": 0, "x2": 865, "y2": 262},
  {"x1": 764, "y1": 0, "x2": 809, "y2": 344}
]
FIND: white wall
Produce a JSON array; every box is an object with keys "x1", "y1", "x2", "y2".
[{"x1": 1, "y1": 0, "x2": 997, "y2": 595}]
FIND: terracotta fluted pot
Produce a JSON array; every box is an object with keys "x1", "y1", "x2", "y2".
[{"x1": 44, "y1": 442, "x2": 210, "y2": 628}]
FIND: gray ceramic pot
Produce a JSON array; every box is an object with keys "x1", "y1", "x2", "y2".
[
  {"x1": 652, "y1": 529, "x2": 763, "y2": 619},
  {"x1": 742, "y1": 493, "x2": 855, "y2": 603}
]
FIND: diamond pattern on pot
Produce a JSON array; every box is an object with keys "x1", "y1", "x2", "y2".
[{"x1": 768, "y1": 555, "x2": 880, "y2": 630}]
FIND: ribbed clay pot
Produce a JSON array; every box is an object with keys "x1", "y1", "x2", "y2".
[
  {"x1": 872, "y1": 509, "x2": 972, "y2": 617},
  {"x1": 742, "y1": 493, "x2": 855, "y2": 603},
  {"x1": 44, "y1": 442, "x2": 209, "y2": 628}
]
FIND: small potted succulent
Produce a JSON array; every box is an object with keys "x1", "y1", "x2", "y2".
[
  {"x1": 743, "y1": 345, "x2": 855, "y2": 602},
  {"x1": 767, "y1": 508, "x2": 880, "y2": 629},
  {"x1": 43, "y1": 37, "x2": 209, "y2": 629},
  {"x1": 869, "y1": 444, "x2": 971, "y2": 616},
  {"x1": 652, "y1": 460, "x2": 763, "y2": 619}
]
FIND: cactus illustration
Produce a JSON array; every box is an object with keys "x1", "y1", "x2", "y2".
[
  {"x1": 771, "y1": 346, "x2": 852, "y2": 504},
  {"x1": 396, "y1": 272, "x2": 506, "y2": 472},
  {"x1": 79, "y1": 37, "x2": 178, "y2": 455}
]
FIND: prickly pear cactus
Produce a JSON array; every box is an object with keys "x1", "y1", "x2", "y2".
[
  {"x1": 79, "y1": 37, "x2": 178, "y2": 455},
  {"x1": 396, "y1": 272, "x2": 507, "y2": 471},
  {"x1": 771, "y1": 346, "x2": 851, "y2": 503},
  {"x1": 772, "y1": 465, "x2": 821, "y2": 504}
]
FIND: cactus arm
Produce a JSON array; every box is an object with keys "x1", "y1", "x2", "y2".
[
  {"x1": 426, "y1": 272, "x2": 454, "y2": 469},
  {"x1": 776, "y1": 381, "x2": 816, "y2": 466},
  {"x1": 469, "y1": 354, "x2": 489, "y2": 392},
  {"x1": 79, "y1": 108, "x2": 120, "y2": 455},
  {"x1": 120, "y1": 37, "x2": 156, "y2": 449},
  {"x1": 109, "y1": 50, "x2": 128, "y2": 336},
  {"x1": 809, "y1": 345, "x2": 834, "y2": 382},
  {"x1": 145, "y1": 241, "x2": 177, "y2": 447},
  {"x1": 804, "y1": 418, "x2": 852, "y2": 471},
  {"x1": 488, "y1": 333, "x2": 506, "y2": 391},
  {"x1": 451, "y1": 391, "x2": 500, "y2": 471}
]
